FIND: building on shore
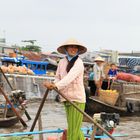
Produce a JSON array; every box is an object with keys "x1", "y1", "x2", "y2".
[{"x1": 0, "y1": 37, "x2": 16, "y2": 56}]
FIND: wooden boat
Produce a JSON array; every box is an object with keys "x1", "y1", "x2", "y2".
[
  {"x1": 0, "y1": 105, "x2": 25, "y2": 127},
  {"x1": 0, "y1": 104, "x2": 25, "y2": 117},
  {"x1": 85, "y1": 81, "x2": 140, "y2": 116},
  {"x1": 85, "y1": 97, "x2": 140, "y2": 116},
  {"x1": 0, "y1": 116, "x2": 19, "y2": 127},
  {"x1": 0, "y1": 108, "x2": 25, "y2": 127},
  {"x1": 85, "y1": 97, "x2": 127, "y2": 116},
  {"x1": 1, "y1": 56, "x2": 57, "y2": 75}
]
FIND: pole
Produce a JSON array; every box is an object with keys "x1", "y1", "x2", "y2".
[
  {"x1": 54, "y1": 88, "x2": 116, "y2": 140},
  {"x1": 38, "y1": 115, "x2": 44, "y2": 140},
  {"x1": 0, "y1": 67, "x2": 14, "y2": 90},
  {"x1": 0, "y1": 86, "x2": 27, "y2": 128},
  {"x1": 30, "y1": 89, "x2": 49, "y2": 132}
]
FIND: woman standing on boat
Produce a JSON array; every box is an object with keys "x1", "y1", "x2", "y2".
[{"x1": 44, "y1": 39, "x2": 87, "y2": 140}]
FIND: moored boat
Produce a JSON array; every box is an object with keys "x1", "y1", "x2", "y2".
[
  {"x1": 0, "y1": 105, "x2": 25, "y2": 127},
  {"x1": 0, "y1": 56, "x2": 57, "y2": 75},
  {"x1": 85, "y1": 97, "x2": 127, "y2": 116},
  {"x1": 0, "y1": 116, "x2": 19, "y2": 127},
  {"x1": 85, "y1": 81, "x2": 140, "y2": 117}
]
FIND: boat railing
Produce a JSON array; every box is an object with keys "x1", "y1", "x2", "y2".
[
  {"x1": 111, "y1": 81, "x2": 140, "y2": 94},
  {"x1": 5, "y1": 73, "x2": 55, "y2": 80}
]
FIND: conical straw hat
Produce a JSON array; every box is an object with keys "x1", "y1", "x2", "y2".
[
  {"x1": 57, "y1": 39, "x2": 87, "y2": 55},
  {"x1": 94, "y1": 56, "x2": 105, "y2": 62}
]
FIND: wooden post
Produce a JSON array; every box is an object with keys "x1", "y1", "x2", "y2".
[
  {"x1": 38, "y1": 115, "x2": 44, "y2": 140},
  {"x1": 90, "y1": 117, "x2": 98, "y2": 140},
  {"x1": 90, "y1": 125, "x2": 97, "y2": 140}
]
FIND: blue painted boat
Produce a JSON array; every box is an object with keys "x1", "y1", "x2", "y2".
[
  {"x1": 0, "y1": 56, "x2": 57, "y2": 75},
  {"x1": 20, "y1": 59, "x2": 49, "y2": 75}
]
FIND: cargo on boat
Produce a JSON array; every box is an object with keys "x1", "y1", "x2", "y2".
[{"x1": 85, "y1": 81, "x2": 140, "y2": 116}]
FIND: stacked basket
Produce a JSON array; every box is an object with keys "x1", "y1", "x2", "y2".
[{"x1": 99, "y1": 90, "x2": 119, "y2": 106}]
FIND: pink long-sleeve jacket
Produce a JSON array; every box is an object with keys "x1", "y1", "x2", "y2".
[{"x1": 55, "y1": 57, "x2": 86, "y2": 103}]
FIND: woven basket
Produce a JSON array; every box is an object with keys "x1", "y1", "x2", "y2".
[{"x1": 99, "y1": 90, "x2": 119, "y2": 106}]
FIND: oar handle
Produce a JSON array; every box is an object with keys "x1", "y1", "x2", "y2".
[
  {"x1": 54, "y1": 88, "x2": 116, "y2": 140},
  {"x1": 0, "y1": 86, "x2": 27, "y2": 128}
]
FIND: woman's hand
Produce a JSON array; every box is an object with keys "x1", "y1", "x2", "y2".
[{"x1": 43, "y1": 81, "x2": 57, "y2": 90}]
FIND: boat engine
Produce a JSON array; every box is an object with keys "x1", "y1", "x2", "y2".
[
  {"x1": 93, "y1": 112, "x2": 120, "y2": 135},
  {"x1": 9, "y1": 90, "x2": 26, "y2": 105}
]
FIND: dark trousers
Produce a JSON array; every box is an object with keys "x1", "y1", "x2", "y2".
[
  {"x1": 88, "y1": 80, "x2": 109, "y2": 96},
  {"x1": 88, "y1": 80, "x2": 96, "y2": 96}
]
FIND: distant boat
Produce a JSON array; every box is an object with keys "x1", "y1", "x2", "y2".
[
  {"x1": 85, "y1": 81, "x2": 140, "y2": 117},
  {"x1": 0, "y1": 56, "x2": 57, "y2": 75}
]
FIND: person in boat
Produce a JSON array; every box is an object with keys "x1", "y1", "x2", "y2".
[
  {"x1": 107, "y1": 63, "x2": 118, "y2": 89},
  {"x1": 88, "y1": 67, "x2": 97, "y2": 96},
  {"x1": 93, "y1": 56, "x2": 105, "y2": 96},
  {"x1": 43, "y1": 39, "x2": 87, "y2": 140}
]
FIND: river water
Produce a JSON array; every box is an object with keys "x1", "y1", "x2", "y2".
[{"x1": 0, "y1": 100, "x2": 140, "y2": 140}]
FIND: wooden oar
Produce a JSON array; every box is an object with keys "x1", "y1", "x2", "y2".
[
  {"x1": 0, "y1": 67, "x2": 31, "y2": 120},
  {"x1": 0, "y1": 86, "x2": 27, "y2": 128},
  {"x1": 0, "y1": 67, "x2": 14, "y2": 90},
  {"x1": 54, "y1": 88, "x2": 116, "y2": 140},
  {"x1": 30, "y1": 89, "x2": 49, "y2": 132}
]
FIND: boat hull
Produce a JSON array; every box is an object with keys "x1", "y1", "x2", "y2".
[
  {"x1": 85, "y1": 97, "x2": 140, "y2": 117},
  {"x1": 0, "y1": 116, "x2": 19, "y2": 127}
]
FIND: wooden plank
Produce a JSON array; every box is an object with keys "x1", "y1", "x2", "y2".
[{"x1": 38, "y1": 115, "x2": 44, "y2": 140}]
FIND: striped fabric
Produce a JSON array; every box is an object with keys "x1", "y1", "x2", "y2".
[
  {"x1": 64, "y1": 102, "x2": 85, "y2": 140},
  {"x1": 119, "y1": 58, "x2": 140, "y2": 68}
]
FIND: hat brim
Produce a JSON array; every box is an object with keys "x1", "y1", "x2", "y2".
[{"x1": 57, "y1": 44, "x2": 87, "y2": 55}]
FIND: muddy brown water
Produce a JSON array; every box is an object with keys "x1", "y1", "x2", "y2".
[{"x1": 0, "y1": 100, "x2": 140, "y2": 140}]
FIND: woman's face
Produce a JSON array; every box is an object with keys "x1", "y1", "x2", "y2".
[{"x1": 66, "y1": 45, "x2": 78, "y2": 56}]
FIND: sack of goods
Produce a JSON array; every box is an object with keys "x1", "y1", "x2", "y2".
[{"x1": 99, "y1": 89, "x2": 119, "y2": 106}]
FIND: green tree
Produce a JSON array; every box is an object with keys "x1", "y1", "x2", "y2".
[
  {"x1": 20, "y1": 45, "x2": 42, "y2": 52},
  {"x1": 20, "y1": 40, "x2": 42, "y2": 52}
]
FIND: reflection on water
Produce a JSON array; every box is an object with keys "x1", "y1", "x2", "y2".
[{"x1": 0, "y1": 100, "x2": 140, "y2": 140}]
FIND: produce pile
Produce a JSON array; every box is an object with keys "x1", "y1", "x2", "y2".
[
  {"x1": 46, "y1": 71, "x2": 55, "y2": 77},
  {"x1": 100, "y1": 89, "x2": 118, "y2": 94},
  {"x1": 1, "y1": 65, "x2": 35, "y2": 75}
]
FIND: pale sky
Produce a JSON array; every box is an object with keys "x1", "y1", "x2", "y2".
[{"x1": 0, "y1": 0, "x2": 140, "y2": 52}]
